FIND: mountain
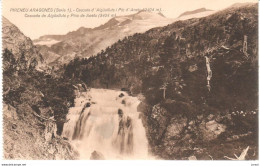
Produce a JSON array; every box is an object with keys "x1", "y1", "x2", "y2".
[
  {"x1": 35, "y1": 45, "x2": 61, "y2": 65},
  {"x1": 63, "y1": 3, "x2": 258, "y2": 160},
  {"x1": 33, "y1": 27, "x2": 93, "y2": 46},
  {"x1": 35, "y1": 9, "x2": 221, "y2": 66},
  {"x1": 178, "y1": 8, "x2": 213, "y2": 17},
  {"x1": 34, "y1": 11, "x2": 175, "y2": 65},
  {"x1": 178, "y1": 8, "x2": 215, "y2": 20},
  {"x1": 2, "y1": 17, "x2": 44, "y2": 69},
  {"x1": 3, "y1": 17, "x2": 78, "y2": 159}
]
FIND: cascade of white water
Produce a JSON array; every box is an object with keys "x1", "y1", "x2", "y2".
[{"x1": 62, "y1": 88, "x2": 151, "y2": 160}]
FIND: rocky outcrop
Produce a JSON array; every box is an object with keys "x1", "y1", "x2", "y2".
[
  {"x1": 3, "y1": 102, "x2": 78, "y2": 159},
  {"x1": 44, "y1": 121, "x2": 58, "y2": 142},
  {"x1": 137, "y1": 100, "x2": 257, "y2": 160}
]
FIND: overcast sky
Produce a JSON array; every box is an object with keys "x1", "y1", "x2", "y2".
[{"x1": 3, "y1": 0, "x2": 258, "y2": 39}]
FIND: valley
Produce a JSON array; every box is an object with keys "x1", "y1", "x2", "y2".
[{"x1": 2, "y1": 2, "x2": 258, "y2": 160}]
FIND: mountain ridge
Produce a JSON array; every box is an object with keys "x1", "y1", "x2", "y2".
[
  {"x1": 178, "y1": 8, "x2": 213, "y2": 18},
  {"x1": 34, "y1": 11, "x2": 167, "y2": 43},
  {"x1": 2, "y1": 16, "x2": 44, "y2": 69},
  {"x1": 33, "y1": 8, "x2": 217, "y2": 66},
  {"x1": 34, "y1": 11, "x2": 174, "y2": 66}
]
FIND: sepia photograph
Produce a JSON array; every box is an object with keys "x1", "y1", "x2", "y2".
[{"x1": 1, "y1": 0, "x2": 259, "y2": 163}]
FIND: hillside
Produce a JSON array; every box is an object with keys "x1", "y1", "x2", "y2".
[
  {"x1": 2, "y1": 17, "x2": 44, "y2": 69},
  {"x1": 3, "y1": 18, "x2": 78, "y2": 159},
  {"x1": 64, "y1": 3, "x2": 258, "y2": 159}
]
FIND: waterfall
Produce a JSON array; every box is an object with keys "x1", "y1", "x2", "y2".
[{"x1": 62, "y1": 88, "x2": 151, "y2": 159}]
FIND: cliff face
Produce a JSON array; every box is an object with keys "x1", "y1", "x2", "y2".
[
  {"x1": 64, "y1": 3, "x2": 258, "y2": 159},
  {"x1": 3, "y1": 18, "x2": 78, "y2": 159},
  {"x1": 2, "y1": 17, "x2": 44, "y2": 68}
]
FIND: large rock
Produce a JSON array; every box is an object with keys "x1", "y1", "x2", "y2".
[
  {"x1": 199, "y1": 120, "x2": 226, "y2": 141},
  {"x1": 165, "y1": 116, "x2": 187, "y2": 139},
  {"x1": 188, "y1": 155, "x2": 197, "y2": 160},
  {"x1": 188, "y1": 64, "x2": 198, "y2": 72},
  {"x1": 90, "y1": 151, "x2": 105, "y2": 160},
  {"x1": 44, "y1": 121, "x2": 57, "y2": 142}
]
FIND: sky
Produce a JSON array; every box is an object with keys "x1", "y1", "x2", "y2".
[{"x1": 2, "y1": 0, "x2": 258, "y2": 39}]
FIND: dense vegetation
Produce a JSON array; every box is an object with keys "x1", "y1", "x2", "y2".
[
  {"x1": 63, "y1": 4, "x2": 258, "y2": 159},
  {"x1": 3, "y1": 48, "x2": 76, "y2": 134}
]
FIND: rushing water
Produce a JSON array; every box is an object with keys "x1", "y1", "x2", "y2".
[{"x1": 62, "y1": 88, "x2": 150, "y2": 159}]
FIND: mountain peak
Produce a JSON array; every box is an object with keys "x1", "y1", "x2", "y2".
[
  {"x1": 129, "y1": 10, "x2": 167, "y2": 21},
  {"x1": 134, "y1": 10, "x2": 165, "y2": 17},
  {"x1": 95, "y1": 10, "x2": 167, "y2": 30}
]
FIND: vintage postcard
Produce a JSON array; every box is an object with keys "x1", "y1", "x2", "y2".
[{"x1": 1, "y1": 0, "x2": 259, "y2": 165}]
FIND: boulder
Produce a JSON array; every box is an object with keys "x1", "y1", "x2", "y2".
[
  {"x1": 119, "y1": 93, "x2": 125, "y2": 98},
  {"x1": 199, "y1": 120, "x2": 226, "y2": 141},
  {"x1": 90, "y1": 151, "x2": 105, "y2": 160},
  {"x1": 121, "y1": 100, "x2": 126, "y2": 105},
  {"x1": 188, "y1": 64, "x2": 198, "y2": 72},
  {"x1": 165, "y1": 117, "x2": 187, "y2": 139},
  {"x1": 85, "y1": 102, "x2": 91, "y2": 108},
  {"x1": 118, "y1": 109, "x2": 123, "y2": 117},
  {"x1": 188, "y1": 155, "x2": 197, "y2": 160}
]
